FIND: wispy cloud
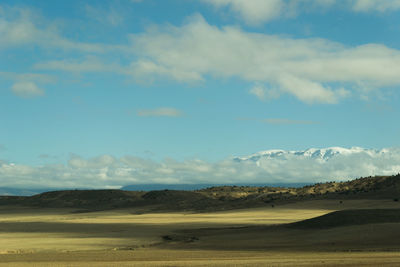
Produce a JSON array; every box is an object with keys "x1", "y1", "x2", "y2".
[
  {"x1": 235, "y1": 117, "x2": 318, "y2": 125},
  {"x1": 0, "y1": 71, "x2": 55, "y2": 84},
  {"x1": 352, "y1": 0, "x2": 400, "y2": 12},
  {"x1": 84, "y1": 4, "x2": 124, "y2": 26},
  {"x1": 38, "y1": 154, "x2": 59, "y2": 160},
  {"x1": 137, "y1": 107, "x2": 183, "y2": 117},
  {"x1": 202, "y1": 0, "x2": 287, "y2": 25},
  {"x1": 263, "y1": 118, "x2": 318, "y2": 125},
  {"x1": 249, "y1": 84, "x2": 280, "y2": 101},
  {"x1": 235, "y1": 117, "x2": 257, "y2": 121},
  {"x1": 0, "y1": 6, "x2": 119, "y2": 52},
  {"x1": 34, "y1": 57, "x2": 127, "y2": 74},
  {"x1": 202, "y1": 0, "x2": 400, "y2": 25}
]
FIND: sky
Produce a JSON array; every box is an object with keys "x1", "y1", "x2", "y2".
[{"x1": 1, "y1": 0, "x2": 400, "y2": 188}]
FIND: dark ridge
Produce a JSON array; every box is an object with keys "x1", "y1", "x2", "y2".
[
  {"x1": 288, "y1": 209, "x2": 400, "y2": 229},
  {"x1": 0, "y1": 174, "x2": 399, "y2": 211},
  {"x1": 17, "y1": 190, "x2": 145, "y2": 209},
  {"x1": 142, "y1": 190, "x2": 207, "y2": 201},
  {"x1": 121, "y1": 183, "x2": 309, "y2": 192},
  {"x1": 0, "y1": 189, "x2": 222, "y2": 211},
  {"x1": 198, "y1": 174, "x2": 400, "y2": 201}
]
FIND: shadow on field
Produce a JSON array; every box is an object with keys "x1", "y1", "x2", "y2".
[
  {"x1": 288, "y1": 208, "x2": 400, "y2": 229},
  {"x1": 2, "y1": 209, "x2": 400, "y2": 252},
  {"x1": 161, "y1": 209, "x2": 400, "y2": 252},
  {"x1": 0, "y1": 221, "x2": 202, "y2": 238}
]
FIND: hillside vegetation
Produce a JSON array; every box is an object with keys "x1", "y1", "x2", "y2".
[
  {"x1": 1, "y1": 175, "x2": 400, "y2": 265},
  {"x1": 1, "y1": 174, "x2": 399, "y2": 211}
]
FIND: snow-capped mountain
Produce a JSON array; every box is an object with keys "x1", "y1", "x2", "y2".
[{"x1": 234, "y1": 147, "x2": 390, "y2": 162}]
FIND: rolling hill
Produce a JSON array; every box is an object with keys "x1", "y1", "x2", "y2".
[{"x1": 0, "y1": 174, "x2": 399, "y2": 212}]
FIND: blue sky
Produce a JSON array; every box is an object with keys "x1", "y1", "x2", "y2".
[{"x1": 1, "y1": 0, "x2": 400, "y2": 188}]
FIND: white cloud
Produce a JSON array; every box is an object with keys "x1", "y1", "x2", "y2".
[
  {"x1": 128, "y1": 16, "x2": 400, "y2": 104},
  {"x1": 1, "y1": 147, "x2": 400, "y2": 188},
  {"x1": 11, "y1": 81, "x2": 44, "y2": 98},
  {"x1": 203, "y1": 0, "x2": 400, "y2": 25},
  {"x1": 276, "y1": 74, "x2": 350, "y2": 104},
  {"x1": 137, "y1": 107, "x2": 183, "y2": 117},
  {"x1": 203, "y1": 0, "x2": 285, "y2": 25},
  {"x1": 0, "y1": 71, "x2": 54, "y2": 98},
  {"x1": 352, "y1": 0, "x2": 400, "y2": 12},
  {"x1": 7, "y1": 6, "x2": 400, "y2": 104}
]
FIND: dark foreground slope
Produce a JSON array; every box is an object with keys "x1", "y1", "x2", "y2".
[
  {"x1": 289, "y1": 208, "x2": 400, "y2": 229},
  {"x1": 1, "y1": 174, "x2": 400, "y2": 211},
  {"x1": 162, "y1": 208, "x2": 400, "y2": 252}
]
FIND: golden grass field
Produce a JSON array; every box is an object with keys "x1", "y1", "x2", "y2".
[{"x1": 1, "y1": 199, "x2": 400, "y2": 266}]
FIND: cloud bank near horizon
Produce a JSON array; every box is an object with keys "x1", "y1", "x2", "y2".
[{"x1": 1, "y1": 147, "x2": 399, "y2": 189}]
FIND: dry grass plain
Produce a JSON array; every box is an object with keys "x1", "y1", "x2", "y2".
[{"x1": 1, "y1": 199, "x2": 400, "y2": 266}]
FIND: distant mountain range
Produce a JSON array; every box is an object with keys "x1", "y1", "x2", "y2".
[
  {"x1": 0, "y1": 187, "x2": 49, "y2": 196},
  {"x1": 0, "y1": 187, "x2": 94, "y2": 196},
  {"x1": 234, "y1": 147, "x2": 390, "y2": 162}
]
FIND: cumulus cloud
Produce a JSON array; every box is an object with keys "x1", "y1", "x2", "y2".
[
  {"x1": 137, "y1": 107, "x2": 183, "y2": 117},
  {"x1": 128, "y1": 16, "x2": 400, "y2": 104},
  {"x1": 202, "y1": 0, "x2": 400, "y2": 25},
  {"x1": 1, "y1": 147, "x2": 400, "y2": 188},
  {"x1": 5, "y1": 6, "x2": 400, "y2": 104},
  {"x1": 11, "y1": 81, "x2": 44, "y2": 98}
]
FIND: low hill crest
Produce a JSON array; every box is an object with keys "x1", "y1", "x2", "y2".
[{"x1": 0, "y1": 174, "x2": 399, "y2": 211}]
